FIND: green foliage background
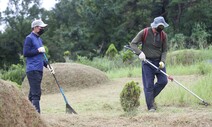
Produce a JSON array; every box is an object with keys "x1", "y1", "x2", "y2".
[{"x1": 0, "y1": 0, "x2": 212, "y2": 69}]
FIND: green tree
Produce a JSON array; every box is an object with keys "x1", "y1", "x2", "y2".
[
  {"x1": 0, "y1": 0, "x2": 44, "y2": 69},
  {"x1": 1, "y1": 0, "x2": 212, "y2": 67}
]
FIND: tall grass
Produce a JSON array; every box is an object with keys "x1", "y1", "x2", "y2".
[
  {"x1": 106, "y1": 66, "x2": 141, "y2": 78},
  {"x1": 192, "y1": 74, "x2": 212, "y2": 103},
  {"x1": 167, "y1": 62, "x2": 212, "y2": 75},
  {"x1": 106, "y1": 62, "x2": 212, "y2": 78},
  {"x1": 156, "y1": 73, "x2": 212, "y2": 107},
  {"x1": 75, "y1": 48, "x2": 212, "y2": 78},
  {"x1": 153, "y1": 62, "x2": 212, "y2": 106}
]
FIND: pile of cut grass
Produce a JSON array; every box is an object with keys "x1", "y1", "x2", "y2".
[
  {"x1": 0, "y1": 79, "x2": 48, "y2": 127},
  {"x1": 22, "y1": 63, "x2": 109, "y2": 95}
]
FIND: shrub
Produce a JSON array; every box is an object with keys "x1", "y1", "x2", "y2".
[
  {"x1": 120, "y1": 81, "x2": 141, "y2": 112},
  {"x1": 121, "y1": 50, "x2": 134, "y2": 64},
  {"x1": 1, "y1": 64, "x2": 25, "y2": 86},
  {"x1": 105, "y1": 43, "x2": 118, "y2": 59},
  {"x1": 169, "y1": 33, "x2": 186, "y2": 51},
  {"x1": 191, "y1": 23, "x2": 210, "y2": 49},
  {"x1": 64, "y1": 50, "x2": 71, "y2": 62}
]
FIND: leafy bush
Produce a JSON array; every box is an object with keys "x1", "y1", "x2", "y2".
[
  {"x1": 121, "y1": 50, "x2": 135, "y2": 64},
  {"x1": 191, "y1": 23, "x2": 210, "y2": 49},
  {"x1": 169, "y1": 33, "x2": 186, "y2": 51},
  {"x1": 120, "y1": 81, "x2": 141, "y2": 112},
  {"x1": 105, "y1": 43, "x2": 118, "y2": 59},
  {"x1": 64, "y1": 50, "x2": 71, "y2": 56},
  {"x1": 1, "y1": 64, "x2": 25, "y2": 86},
  {"x1": 63, "y1": 50, "x2": 71, "y2": 62}
]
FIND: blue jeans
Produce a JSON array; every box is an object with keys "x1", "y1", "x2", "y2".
[
  {"x1": 26, "y1": 70, "x2": 43, "y2": 113},
  {"x1": 142, "y1": 60, "x2": 168, "y2": 110}
]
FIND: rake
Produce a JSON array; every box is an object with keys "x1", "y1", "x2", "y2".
[{"x1": 43, "y1": 53, "x2": 77, "y2": 114}]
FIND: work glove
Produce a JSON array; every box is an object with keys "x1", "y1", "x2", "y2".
[
  {"x1": 47, "y1": 65, "x2": 55, "y2": 74},
  {"x1": 139, "y1": 52, "x2": 146, "y2": 61},
  {"x1": 159, "y1": 61, "x2": 165, "y2": 69},
  {"x1": 38, "y1": 47, "x2": 45, "y2": 53}
]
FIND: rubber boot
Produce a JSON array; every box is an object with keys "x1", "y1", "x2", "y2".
[{"x1": 32, "y1": 100, "x2": 40, "y2": 113}]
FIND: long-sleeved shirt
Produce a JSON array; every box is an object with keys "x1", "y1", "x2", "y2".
[
  {"x1": 23, "y1": 32, "x2": 46, "y2": 72},
  {"x1": 130, "y1": 27, "x2": 168, "y2": 63}
]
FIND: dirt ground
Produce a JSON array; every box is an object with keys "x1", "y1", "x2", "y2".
[{"x1": 40, "y1": 76, "x2": 212, "y2": 127}]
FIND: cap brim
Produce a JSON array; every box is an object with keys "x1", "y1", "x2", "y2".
[{"x1": 40, "y1": 24, "x2": 48, "y2": 27}]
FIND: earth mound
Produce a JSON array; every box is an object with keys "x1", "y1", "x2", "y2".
[
  {"x1": 0, "y1": 79, "x2": 48, "y2": 127},
  {"x1": 22, "y1": 63, "x2": 109, "y2": 95}
]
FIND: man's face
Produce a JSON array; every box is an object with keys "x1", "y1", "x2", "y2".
[
  {"x1": 33, "y1": 26, "x2": 46, "y2": 35},
  {"x1": 158, "y1": 25, "x2": 164, "y2": 30},
  {"x1": 156, "y1": 25, "x2": 164, "y2": 33},
  {"x1": 34, "y1": 26, "x2": 44, "y2": 33}
]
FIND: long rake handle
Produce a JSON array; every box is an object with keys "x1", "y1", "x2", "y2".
[
  {"x1": 51, "y1": 73, "x2": 69, "y2": 104},
  {"x1": 43, "y1": 54, "x2": 70, "y2": 103},
  {"x1": 43, "y1": 53, "x2": 77, "y2": 113}
]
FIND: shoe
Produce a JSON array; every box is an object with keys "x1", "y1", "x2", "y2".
[
  {"x1": 153, "y1": 101, "x2": 157, "y2": 109},
  {"x1": 148, "y1": 108, "x2": 156, "y2": 112}
]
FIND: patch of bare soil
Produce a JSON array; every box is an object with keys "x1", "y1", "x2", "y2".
[
  {"x1": 22, "y1": 63, "x2": 109, "y2": 95},
  {"x1": 0, "y1": 79, "x2": 48, "y2": 127},
  {"x1": 41, "y1": 76, "x2": 212, "y2": 127}
]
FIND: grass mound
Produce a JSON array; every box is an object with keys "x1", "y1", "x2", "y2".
[
  {"x1": 0, "y1": 79, "x2": 48, "y2": 127},
  {"x1": 22, "y1": 63, "x2": 109, "y2": 95}
]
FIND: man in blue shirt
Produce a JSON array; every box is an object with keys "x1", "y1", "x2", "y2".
[{"x1": 23, "y1": 19, "x2": 50, "y2": 113}]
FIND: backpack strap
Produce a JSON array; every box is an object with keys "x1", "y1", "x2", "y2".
[
  {"x1": 141, "y1": 28, "x2": 148, "y2": 43},
  {"x1": 160, "y1": 31, "x2": 166, "y2": 42},
  {"x1": 142, "y1": 27, "x2": 166, "y2": 43}
]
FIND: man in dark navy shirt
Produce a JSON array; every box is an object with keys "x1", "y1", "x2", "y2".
[{"x1": 23, "y1": 19, "x2": 48, "y2": 113}]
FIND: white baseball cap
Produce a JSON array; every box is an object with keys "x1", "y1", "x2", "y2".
[
  {"x1": 151, "y1": 16, "x2": 169, "y2": 28},
  {"x1": 31, "y1": 19, "x2": 48, "y2": 28}
]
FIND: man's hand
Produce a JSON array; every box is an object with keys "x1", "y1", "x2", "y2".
[
  {"x1": 38, "y1": 47, "x2": 45, "y2": 53},
  {"x1": 139, "y1": 52, "x2": 146, "y2": 61},
  {"x1": 47, "y1": 65, "x2": 55, "y2": 74},
  {"x1": 159, "y1": 61, "x2": 165, "y2": 69}
]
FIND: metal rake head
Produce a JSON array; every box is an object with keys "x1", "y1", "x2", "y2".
[{"x1": 66, "y1": 104, "x2": 77, "y2": 114}]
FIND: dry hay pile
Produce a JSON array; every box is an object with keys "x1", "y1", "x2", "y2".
[
  {"x1": 22, "y1": 63, "x2": 109, "y2": 95},
  {"x1": 0, "y1": 79, "x2": 48, "y2": 127}
]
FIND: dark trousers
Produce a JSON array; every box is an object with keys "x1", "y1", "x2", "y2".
[
  {"x1": 26, "y1": 70, "x2": 43, "y2": 113},
  {"x1": 142, "y1": 60, "x2": 168, "y2": 110}
]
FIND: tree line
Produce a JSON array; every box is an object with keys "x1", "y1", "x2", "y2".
[{"x1": 0, "y1": 0, "x2": 211, "y2": 69}]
